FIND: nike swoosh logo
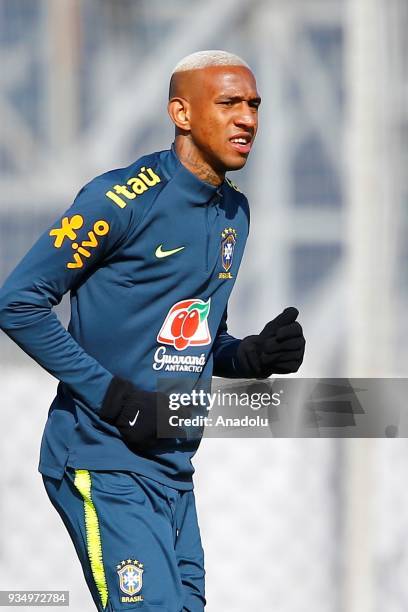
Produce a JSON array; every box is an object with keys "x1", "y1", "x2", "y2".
[
  {"x1": 128, "y1": 410, "x2": 140, "y2": 427},
  {"x1": 155, "y1": 244, "x2": 185, "y2": 258}
]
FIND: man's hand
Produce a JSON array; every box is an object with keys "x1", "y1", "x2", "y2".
[
  {"x1": 100, "y1": 377, "x2": 184, "y2": 447},
  {"x1": 236, "y1": 307, "x2": 305, "y2": 378}
]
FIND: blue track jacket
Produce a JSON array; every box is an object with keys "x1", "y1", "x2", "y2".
[{"x1": 0, "y1": 146, "x2": 250, "y2": 489}]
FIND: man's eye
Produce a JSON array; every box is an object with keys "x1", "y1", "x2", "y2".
[{"x1": 220, "y1": 101, "x2": 234, "y2": 106}]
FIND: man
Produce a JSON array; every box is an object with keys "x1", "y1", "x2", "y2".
[{"x1": 0, "y1": 50, "x2": 305, "y2": 611}]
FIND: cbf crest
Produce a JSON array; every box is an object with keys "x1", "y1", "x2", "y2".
[
  {"x1": 117, "y1": 559, "x2": 144, "y2": 603},
  {"x1": 219, "y1": 227, "x2": 237, "y2": 279}
]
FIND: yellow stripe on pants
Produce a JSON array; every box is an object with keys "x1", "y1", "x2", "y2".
[{"x1": 74, "y1": 469, "x2": 109, "y2": 610}]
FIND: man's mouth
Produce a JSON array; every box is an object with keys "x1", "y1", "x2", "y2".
[{"x1": 229, "y1": 134, "x2": 252, "y2": 154}]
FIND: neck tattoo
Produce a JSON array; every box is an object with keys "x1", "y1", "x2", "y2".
[{"x1": 177, "y1": 147, "x2": 224, "y2": 186}]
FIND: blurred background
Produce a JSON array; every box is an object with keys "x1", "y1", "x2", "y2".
[{"x1": 0, "y1": 0, "x2": 408, "y2": 610}]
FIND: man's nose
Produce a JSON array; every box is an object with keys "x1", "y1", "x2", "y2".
[{"x1": 234, "y1": 104, "x2": 257, "y2": 129}]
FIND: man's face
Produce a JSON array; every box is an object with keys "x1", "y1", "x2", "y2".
[{"x1": 184, "y1": 66, "x2": 261, "y2": 173}]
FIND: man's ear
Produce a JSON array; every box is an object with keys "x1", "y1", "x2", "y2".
[{"x1": 168, "y1": 97, "x2": 191, "y2": 132}]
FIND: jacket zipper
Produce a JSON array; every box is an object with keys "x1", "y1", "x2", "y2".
[
  {"x1": 205, "y1": 195, "x2": 220, "y2": 273},
  {"x1": 205, "y1": 202, "x2": 210, "y2": 273}
]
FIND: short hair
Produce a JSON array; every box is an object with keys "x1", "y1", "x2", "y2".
[{"x1": 172, "y1": 50, "x2": 250, "y2": 74}]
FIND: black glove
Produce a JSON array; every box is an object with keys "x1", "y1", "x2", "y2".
[
  {"x1": 236, "y1": 307, "x2": 305, "y2": 378},
  {"x1": 100, "y1": 377, "x2": 184, "y2": 447}
]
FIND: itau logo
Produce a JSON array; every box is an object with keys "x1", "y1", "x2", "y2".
[{"x1": 157, "y1": 298, "x2": 211, "y2": 350}]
